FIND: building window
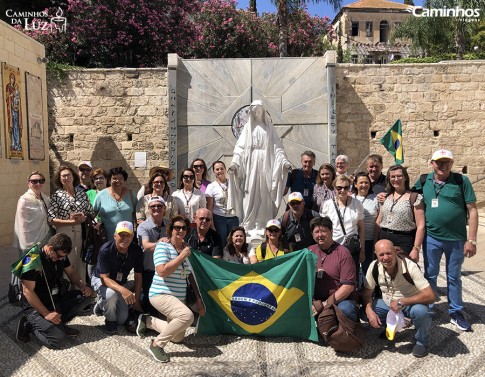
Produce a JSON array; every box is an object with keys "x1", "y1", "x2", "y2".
[
  {"x1": 365, "y1": 22, "x2": 373, "y2": 37},
  {"x1": 351, "y1": 22, "x2": 359, "y2": 36},
  {"x1": 351, "y1": 55, "x2": 358, "y2": 64},
  {"x1": 380, "y1": 20, "x2": 389, "y2": 43},
  {"x1": 378, "y1": 56, "x2": 388, "y2": 64},
  {"x1": 366, "y1": 55, "x2": 374, "y2": 64}
]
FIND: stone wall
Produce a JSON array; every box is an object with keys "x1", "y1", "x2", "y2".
[
  {"x1": 0, "y1": 21, "x2": 49, "y2": 246},
  {"x1": 335, "y1": 61, "x2": 485, "y2": 204},
  {"x1": 48, "y1": 68, "x2": 169, "y2": 192}
]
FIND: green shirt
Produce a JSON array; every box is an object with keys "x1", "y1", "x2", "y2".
[{"x1": 413, "y1": 172, "x2": 476, "y2": 241}]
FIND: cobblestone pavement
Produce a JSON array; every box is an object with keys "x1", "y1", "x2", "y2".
[{"x1": 1, "y1": 218, "x2": 485, "y2": 376}]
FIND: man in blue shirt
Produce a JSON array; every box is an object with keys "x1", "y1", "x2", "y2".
[
  {"x1": 284, "y1": 150, "x2": 318, "y2": 209},
  {"x1": 92, "y1": 221, "x2": 144, "y2": 334}
]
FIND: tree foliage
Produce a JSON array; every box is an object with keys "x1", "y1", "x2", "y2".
[{"x1": 21, "y1": 0, "x2": 332, "y2": 66}]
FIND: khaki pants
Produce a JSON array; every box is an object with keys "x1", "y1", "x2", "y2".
[
  {"x1": 56, "y1": 224, "x2": 85, "y2": 283},
  {"x1": 148, "y1": 294, "x2": 194, "y2": 348}
]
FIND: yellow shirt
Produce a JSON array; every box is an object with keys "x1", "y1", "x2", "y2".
[{"x1": 255, "y1": 243, "x2": 285, "y2": 261}]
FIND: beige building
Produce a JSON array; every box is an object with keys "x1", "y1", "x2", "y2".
[{"x1": 332, "y1": 0, "x2": 412, "y2": 63}]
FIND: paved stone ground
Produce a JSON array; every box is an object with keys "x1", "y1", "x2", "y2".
[{"x1": 1, "y1": 217, "x2": 485, "y2": 376}]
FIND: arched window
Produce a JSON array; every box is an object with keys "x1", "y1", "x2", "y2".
[{"x1": 380, "y1": 21, "x2": 389, "y2": 43}]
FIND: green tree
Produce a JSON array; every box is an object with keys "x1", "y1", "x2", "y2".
[
  {"x1": 470, "y1": 19, "x2": 485, "y2": 52},
  {"x1": 274, "y1": 0, "x2": 341, "y2": 57}
]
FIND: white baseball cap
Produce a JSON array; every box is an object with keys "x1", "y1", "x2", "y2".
[
  {"x1": 266, "y1": 219, "x2": 281, "y2": 229},
  {"x1": 115, "y1": 221, "x2": 134, "y2": 235},
  {"x1": 78, "y1": 161, "x2": 92, "y2": 169},
  {"x1": 148, "y1": 196, "x2": 167, "y2": 207},
  {"x1": 288, "y1": 192, "x2": 304, "y2": 202},
  {"x1": 431, "y1": 149, "x2": 453, "y2": 161}
]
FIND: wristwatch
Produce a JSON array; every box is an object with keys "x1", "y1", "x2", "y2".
[
  {"x1": 397, "y1": 300, "x2": 403, "y2": 308},
  {"x1": 468, "y1": 240, "x2": 477, "y2": 246}
]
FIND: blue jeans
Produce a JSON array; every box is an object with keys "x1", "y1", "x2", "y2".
[
  {"x1": 92, "y1": 276, "x2": 129, "y2": 324},
  {"x1": 337, "y1": 299, "x2": 359, "y2": 322},
  {"x1": 371, "y1": 298, "x2": 432, "y2": 347},
  {"x1": 423, "y1": 235, "x2": 465, "y2": 314},
  {"x1": 212, "y1": 214, "x2": 239, "y2": 249}
]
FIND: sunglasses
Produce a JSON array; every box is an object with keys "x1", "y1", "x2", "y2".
[
  {"x1": 335, "y1": 186, "x2": 350, "y2": 191},
  {"x1": 289, "y1": 201, "x2": 302, "y2": 206},
  {"x1": 173, "y1": 225, "x2": 187, "y2": 231},
  {"x1": 198, "y1": 217, "x2": 211, "y2": 222},
  {"x1": 79, "y1": 168, "x2": 92, "y2": 172},
  {"x1": 267, "y1": 227, "x2": 280, "y2": 233},
  {"x1": 193, "y1": 165, "x2": 205, "y2": 169},
  {"x1": 149, "y1": 205, "x2": 164, "y2": 210},
  {"x1": 183, "y1": 175, "x2": 194, "y2": 180},
  {"x1": 29, "y1": 179, "x2": 46, "y2": 184},
  {"x1": 152, "y1": 180, "x2": 165, "y2": 185}
]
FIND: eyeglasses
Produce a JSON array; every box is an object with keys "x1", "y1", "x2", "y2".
[
  {"x1": 60, "y1": 174, "x2": 72, "y2": 179},
  {"x1": 152, "y1": 180, "x2": 164, "y2": 185},
  {"x1": 289, "y1": 201, "x2": 302, "y2": 206},
  {"x1": 29, "y1": 179, "x2": 46, "y2": 184},
  {"x1": 53, "y1": 250, "x2": 69, "y2": 258},
  {"x1": 267, "y1": 228, "x2": 280, "y2": 233},
  {"x1": 183, "y1": 175, "x2": 194, "y2": 180},
  {"x1": 197, "y1": 217, "x2": 211, "y2": 222},
  {"x1": 193, "y1": 165, "x2": 204, "y2": 169},
  {"x1": 173, "y1": 225, "x2": 187, "y2": 231},
  {"x1": 389, "y1": 175, "x2": 404, "y2": 180},
  {"x1": 79, "y1": 168, "x2": 92, "y2": 173},
  {"x1": 94, "y1": 176, "x2": 106, "y2": 181},
  {"x1": 149, "y1": 205, "x2": 164, "y2": 210},
  {"x1": 335, "y1": 186, "x2": 350, "y2": 191}
]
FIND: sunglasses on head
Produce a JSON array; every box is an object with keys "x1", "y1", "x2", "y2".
[
  {"x1": 335, "y1": 186, "x2": 350, "y2": 191},
  {"x1": 29, "y1": 179, "x2": 46, "y2": 184},
  {"x1": 183, "y1": 175, "x2": 194, "y2": 180},
  {"x1": 173, "y1": 225, "x2": 187, "y2": 231}
]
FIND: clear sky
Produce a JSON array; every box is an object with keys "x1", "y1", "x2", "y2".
[{"x1": 236, "y1": 0, "x2": 425, "y2": 21}]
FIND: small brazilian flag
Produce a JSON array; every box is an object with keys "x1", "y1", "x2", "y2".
[
  {"x1": 11, "y1": 244, "x2": 43, "y2": 278},
  {"x1": 189, "y1": 249, "x2": 318, "y2": 341},
  {"x1": 380, "y1": 119, "x2": 404, "y2": 164}
]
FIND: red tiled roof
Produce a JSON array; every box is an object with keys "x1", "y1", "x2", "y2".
[{"x1": 344, "y1": 0, "x2": 409, "y2": 10}]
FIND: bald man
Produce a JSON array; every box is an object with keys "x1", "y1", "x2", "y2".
[
  {"x1": 361, "y1": 240, "x2": 435, "y2": 358},
  {"x1": 185, "y1": 208, "x2": 222, "y2": 258}
]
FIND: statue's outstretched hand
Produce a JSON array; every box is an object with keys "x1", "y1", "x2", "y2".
[
  {"x1": 228, "y1": 163, "x2": 238, "y2": 174},
  {"x1": 284, "y1": 161, "x2": 293, "y2": 171}
]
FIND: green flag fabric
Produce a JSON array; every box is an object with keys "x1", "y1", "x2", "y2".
[
  {"x1": 11, "y1": 244, "x2": 43, "y2": 278},
  {"x1": 380, "y1": 119, "x2": 404, "y2": 164},
  {"x1": 188, "y1": 248, "x2": 318, "y2": 342}
]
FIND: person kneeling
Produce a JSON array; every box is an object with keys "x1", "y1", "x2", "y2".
[
  {"x1": 361, "y1": 240, "x2": 435, "y2": 358},
  {"x1": 136, "y1": 216, "x2": 205, "y2": 363},
  {"x1": 17, "y1": 233, "x2": 94, "y2": 348}
]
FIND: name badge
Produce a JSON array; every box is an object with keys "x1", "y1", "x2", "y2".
[
  {"x1": 383, "y1": 292, "x2": 392, "y2": 307},
  {"x1": 181, "y1": 267, "x2": 188, "y2": 279},
  {"x1": 303, "y1": 189, "x2": 309, "y2": 197},
  {"x1": 295, "y1": 233, "x2": 301, "y2": 242},
  {"x1": 431, "y1": 198, "x2": 439, "y2": 208},
  {"x1": 116, "y1": 272, "x2": 123, "y2": 282}
]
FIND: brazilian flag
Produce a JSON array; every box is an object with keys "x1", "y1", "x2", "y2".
[
  {"x1": 11, "y1": 244, "x2": 43, "y2": 278},
  {"x1": 380, "y1": 119, "x2": 404, "y2": 164},
  {"x1": 188, "y1": 248, "x2": 318, "y2": 341}
]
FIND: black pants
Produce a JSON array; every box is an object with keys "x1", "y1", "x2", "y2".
[
  {"x1": 24, "y1": 290, "x2": 93, "y2": 349},
  {"x1": 378, "y1": 228, "x2": 415, "y2": 255},
  {"x1": 142, "y1": 269, "x2": 159, "y2": 316}
]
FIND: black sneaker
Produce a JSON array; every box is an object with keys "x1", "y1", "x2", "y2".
[
  {"x1": 16, "y1": 316, "x2": 30, "y2": 343},
  {"x1": 105, "y1": 321, "x2": 118, "y2": 334},
  {"x1": 63, "y1": 325, "x2": 80, "y2": 337},
  {"x1": 450, "y1": 311, "x2": 472, "y2": 332},
  {"x1": 137, "y1": 314, "x2": 148, "y2": 337},
  {"x1": 412, "y1": 344, "x2": 429, "y2": 358}
]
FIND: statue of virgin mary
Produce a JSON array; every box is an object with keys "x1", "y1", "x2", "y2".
[{"x1": 227, "y1": 100, "x2": 291, "y2": 229}]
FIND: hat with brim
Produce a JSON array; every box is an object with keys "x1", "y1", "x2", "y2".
[
  {"x1": 431, "y1": 149, "x2": 454, "y2": 161},
  {"x1": 78, "y1": 161, "x2": 92, "y2": 169},
  {"x1": 115, "y1": 221, "x2": 134, "y2": 235},
  {"x1": 149, "y1": 166, "x2": 174, "y2": 181},
  {"x1": 148, "y1": 196, "x2": 167, "y2": 207},
  {"x1": 266, "y1": 219, "x2": 281, "y2": 229}
]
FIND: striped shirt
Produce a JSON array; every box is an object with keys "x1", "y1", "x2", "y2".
[{"x1": 149, "y1": 242, "x2": 189, "y2": 300}]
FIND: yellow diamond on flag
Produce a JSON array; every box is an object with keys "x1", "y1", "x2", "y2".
[{"x1": 208, "y1": 271, "x2": 304, "y2": 334}]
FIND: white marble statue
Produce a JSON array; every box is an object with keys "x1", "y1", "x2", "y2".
[{"x1": 228, "y1": 100, "x2": 291, "y2": 230}]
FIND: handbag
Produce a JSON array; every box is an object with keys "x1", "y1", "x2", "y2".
[
  {"x1": 332, "y1": 199, "x2": 360, "y2": 256},
  {"x1": 185, "y1": 278, "x2": 196, "y2": 306},
  {"x1": 316, "y1": 294, "x2": 365, "y2": 352},
  {"x1": 81, "y1": 213, "x2": 107, "y2": 265},
  {"x1": 8, "y1": 274, "x2": 22, "y2": 305}
]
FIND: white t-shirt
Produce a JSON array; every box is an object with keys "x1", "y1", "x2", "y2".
[
  {"x1": 206, "y1": 181, "x2": 232, "y2": 217},
  {"x1": 172, "y1": 188, "x2": 206, "y2": 222},
  {"x1": 321, "y1": 197, "x2": 364, "y2": 244}
]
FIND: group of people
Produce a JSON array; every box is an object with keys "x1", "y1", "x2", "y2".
[{"x1": 12, "y1": 145, "x2": 477, "y2": 361}]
